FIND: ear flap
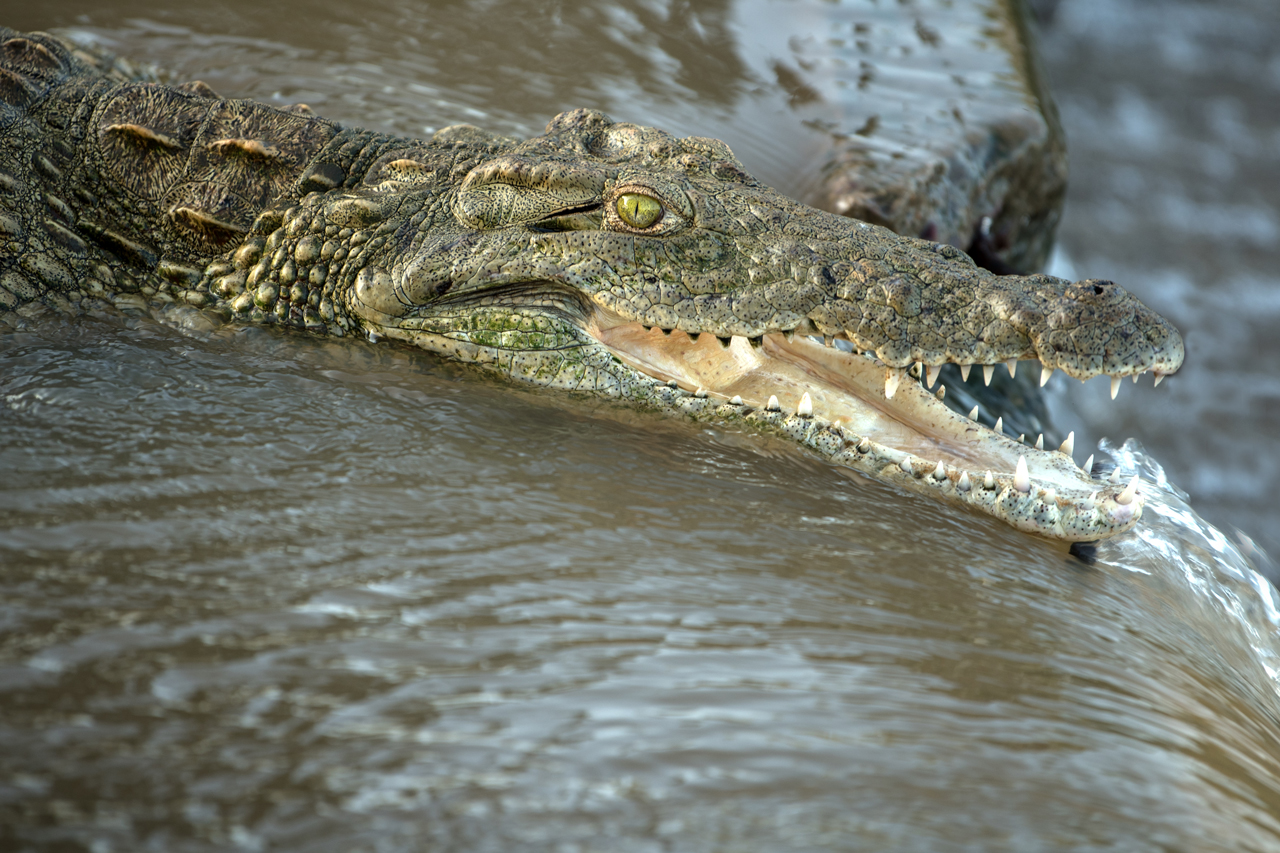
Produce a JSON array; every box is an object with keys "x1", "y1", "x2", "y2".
[{"x1": 453, "y1": 154, "x2": 605, "y2": 229}]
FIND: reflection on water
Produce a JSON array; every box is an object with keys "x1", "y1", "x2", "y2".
[{"x1": 2, "y1": 0, "x2": 1280, "y2": 850}]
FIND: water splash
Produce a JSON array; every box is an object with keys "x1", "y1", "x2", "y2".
[{"x1": 1095, "y1": 438, "x2": 1280, "y2": 693}]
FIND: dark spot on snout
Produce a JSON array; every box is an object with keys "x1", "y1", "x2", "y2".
[{"x1": 434, "y1": 281, "x2": 453, "y2": 297}]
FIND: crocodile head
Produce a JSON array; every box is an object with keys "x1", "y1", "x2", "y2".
[{"x1": 326, "y1": 109, "x2": 1182, "y2": 541}]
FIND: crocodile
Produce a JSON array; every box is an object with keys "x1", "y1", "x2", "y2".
[{"x1": 0, "y1": 27, "x2": 1183, "y2": 541}]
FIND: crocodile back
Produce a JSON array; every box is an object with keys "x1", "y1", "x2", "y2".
[{"x1": 0, "y1": 27, "x2": 343, "y2": 311}]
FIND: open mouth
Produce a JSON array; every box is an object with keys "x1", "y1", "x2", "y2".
[
  {"x1": 353, "y1": 268, "x2": 1176, "y2": 543},
  {"x1": 587, "y1": 305, "x2": 1149, "y2": 542}
]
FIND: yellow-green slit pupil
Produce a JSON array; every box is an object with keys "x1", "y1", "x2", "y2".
[{"x1": 616, "y1": 193, "x2": 663, "y2": 228}]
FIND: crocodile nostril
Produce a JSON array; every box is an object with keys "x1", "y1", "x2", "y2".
[{"x1": 1093, "y1": 284, "x2": 1106, "y2": 295}]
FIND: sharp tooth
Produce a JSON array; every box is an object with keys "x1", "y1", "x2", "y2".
[
  {"x1": 1083, "y1": 453, "x2": 1094, "y2": 475},
  {"x1": 857, "y1": 438, "x2": 872, "y2": 453},
  {"x1": 797, "y1": 392, "x2": 813, "y2": 417},
  {"x1": 1018, "y1": 434, "x2": 1025, "y2": 444},
  {"x1": 994, "y1": 416, "x2": 1003, "y2": 435},
  {"x1": 913, "y1": 360, "x2": 923, "y2": 378},
  {"x1": 1116, "y1": 476, "x2": 1139, "y2": 505},
  {"x1": 984, "y1": 471, "x2": 995, "y2": 490},
  {"x1": 1006, "y1": 359, "x2": 1017, "y2": 377},
  {"x1": 1089, "y1": 491, "x2": 1099, "y2": 505},
  {"x1": 958, "y1": 471, "x2": 971, "y2": 491},
  {"x1": 1154, "y1": 373, "x2": 1165, "y2": 388},
  {"x1": 960, "y1": 364, "x2": 971, "y2": 381},
  {"x1": 730, "y1": 395, "x2": 743, "y2": 406},
  {"x1": 1034, "y1": 434, "x2": 1044, "y2": 451},
  {"x1": 1015, "y1": 456, "x2": 1030, "y2": 493},
  {"x1": 1040, "y1": 364, "x2": 1054, "y2": 386},
  {"x1": 936, "y1": 385, "x2": 946, "y2": 401},
  {"x1": 825, "y1": 335, "x2": 835, "y2": 347},
  {"x1": 1059, "y1": 431, "x2": 1075, "y2": 456},
  {"x1": 926, "y1": 363, "x2": 942, "y2": 388},
  {"x1": 983, "y1": 364, "x2": 994, "y2": 386},
  {"x1": 900, "y1": 456, "x2": 914, "y2": 473},
  {"x1": 884, "y1": 368, "x2": 903, "y2": 399},
  {"x1": 368, "y1": 330, "x2": 382, "y2": 342},
  {"x1": 695, "y1": 387, "x2": 708, "y2": 398},
  {"x1": 766, "y1": 395, "x2": 781, "y2": 411},
  {"x1": 1043, "y1": 488, "x2": 1057, "y2": 502},
  {"x1": 717, "y1": 335, "x2": 732, "y2": 348},
  {"x1": 1109, "y1": 468, "x2": 1121, "y2": 484},
  {"x1": 933, "y1": 461, "x2": 946, "y2": 480},
  {"x1": 1110, "y1": 376, "x2": 1121, "y2": 400},
  {"x1": 968, "y1": 405, "x2": 979, "y2": 420},
  {"x1": 1132, "y1": 373, "x2": 1140, "y2": 383}
]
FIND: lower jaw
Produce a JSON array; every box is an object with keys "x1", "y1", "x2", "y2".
[
  {"x1": 377, "y1": 314, "x2": 1144, "y2": 541},
  {"x1": 591, "y1": 319, "x2": 1144, "y2": 542}
]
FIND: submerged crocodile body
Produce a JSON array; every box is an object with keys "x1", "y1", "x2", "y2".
[{"x1": 0, "y1": 27, "x2": 1183, "y2": 541}]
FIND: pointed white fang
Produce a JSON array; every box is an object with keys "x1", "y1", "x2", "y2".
[
  {"x1": 1043, "y1": 488, "x2": 1056, "y2": 502},
  {"x1": 1116, "y1": 476, "x2": 1139, "y2": 505},
  {"x1": 695, "y1": 387, "x2": 708, "y2": 398},
  {"x1": 1110, "y1": 376, "x2": 1121, "y2": 400},
  {"x1": 1034, "y1": 434, "x2": 1044, "y2": 450},
  {"x1": 983, "y1": 471, "x2": 995, "y2": 490},
  {"x1": 1132, "y1": 373, "x2": 1140, "y2": 383},
  {"x1": 900, "y1": 456, "x2": 914, "y2": 473},
  {"x1": 958, "y1": 471, "x2": 971, "y2": 491},
  {"x1": 936, "y1": 385, "x2": 946, "y2": 401},
  {"x1": 994, "y1": 416, "x2": 1003, "y2": 435},
  {"x1": 1015, "y1": 456, "x2": 1031, "y2": 493},
  {"x1": 960, "y1": 364, "x2": 971, "y2": 381},
  {"x1": 1059, "y1": 431, "x2": 1075, "y2": 457},
  {"x1": 933, "y1": 461, "x2": 947, "y2": 480},
  {"x1": 730, "y1": 395, "x2": 743, "y2": 406},
  {"x1": 1083, "y1": 453, "x2": 1094, "y2": 475},
  {"x1": 1040, "y1": 364, "x2": 1054, "y2": 387},
  {"x1": 1019, "y1": 434, "x2": 1025, "y2": 444},
  {"x1": 926, "y1": 363, "x2": 942, "y2": 388},
  {"x1": 1154, "y1": 373, "x2": 1166, "y2": 387},
  {"x1": 1089, "y1": 491, "x2": 1099, "y2": 505},
  {"x1": 1006, "y1": 359, "x2": 1017, "y2": 378},
  {"x1": 968, "y1": 405, "x2": 979, "y2": 420},
  {"x1": 766, "y1": 395, "x2": 781, "y2": 411},
  {"x1": 797, "y1": 392, "x2": 813, "y2": 417},
  {"x1": 884, "y1": 368, "x2": 902, "y2": 399},
  {"x1": 915, "y1": 361, "x2": 924, "y2": 378},
  {"x1": 1109, "y1": 467, "x2": 1122, "y2": 484},
  {"x1": 983, "y1": 364, "x2": 994, "y2": 386}
]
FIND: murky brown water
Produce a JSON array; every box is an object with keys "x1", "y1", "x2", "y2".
[{"x1": 3, "y1": 1, "x2": 1280, "y2": 850}]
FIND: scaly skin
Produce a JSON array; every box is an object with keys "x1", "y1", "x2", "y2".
[{"x1": 0, "y1": 28, "x2": 1184, "y2": 540}]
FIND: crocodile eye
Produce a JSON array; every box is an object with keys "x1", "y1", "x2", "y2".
[{"x1": 616, "y1": 193, "x2": 663, "y2": 229}]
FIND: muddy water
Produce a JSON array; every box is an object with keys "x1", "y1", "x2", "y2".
[{"x1": 3, "y1": 1, "x2": 1280, "y2": 850}]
